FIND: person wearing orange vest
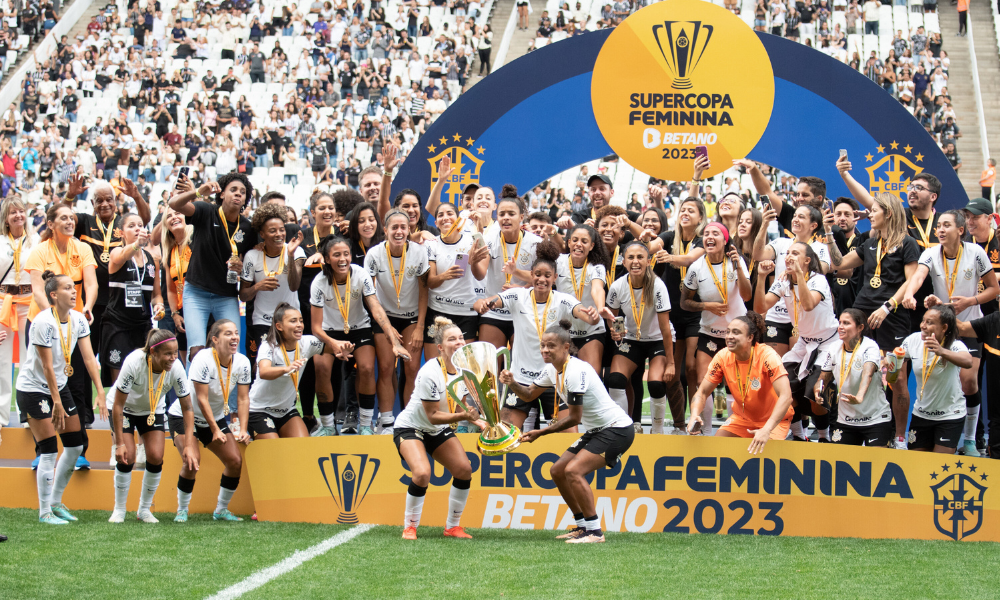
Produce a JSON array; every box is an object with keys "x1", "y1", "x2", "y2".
[{"x1": 979, "y1": 158, "x2": 995, "y2": 200}]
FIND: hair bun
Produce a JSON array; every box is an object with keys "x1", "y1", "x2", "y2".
[
  {"x1": 558, "y1": 319, "x2": 572, "y2": 331},
  {"x1": 500, "y1": 183, "x2": 518, "y2": 198},
  {"x1": 41, "y1": 270, "x2": 55, "y2": 281}
]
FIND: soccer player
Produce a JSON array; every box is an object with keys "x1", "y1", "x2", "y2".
[
  {"x1": 502, "y1": 320, "x2": 635, "y2": 544},
  {"x1": 110, "y1": 329, "x2": 195, "y2": 524},
  {"x1": 16, "y1": 271, "x2": 104, "y2": 524},
  {"x1": 395, "y1": 316, "x2": 486, "y2": 540},
  {"x1": 686, "y1": 312, "x2": 794, "y2": 453},
  {"x1": 554, "y1": 224, "x2": 609, "y2": 374},
  {"x1": 167, "y1": 319, "x2": 251, "y2": 522}
]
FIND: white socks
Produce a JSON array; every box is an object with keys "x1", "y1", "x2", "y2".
[
  {"x1": 51, "y1": 445, "x2": 83, "y2": 505},
  {"x1": 138, "y1": 469, "x2": 162, "y2": 512},
  {"x1": 790, "y1": 420, "x2": 805, "y2": 439},
  {"x1": 380, "y1": 414, "x2": 395, "y2": 427},
  {"x1": 523, "y1": 407, "x2": 537, "y2": 432},
  {"x1": 446, "y1": 483, "x2": 471, "y2": 528},
  {"x1": 114, "y1": 468, "x2": 131, "y2": 512},
  {"x1": 37, "y1": 453, "x2": 56, "y2": 516},
  {"x1": 816, "y1": 427, "x2": 829, "y2": 440},
  {"x1": 404, "y1": 491, "x2": 425, "y2": 528},
  {"x1": 360, "y1": 408, "x2": 374, "y2": 427},
  {"x1": 609, "y1": 387, "x2": 628, "y2": 413},
  {"x1": 177, "y1": 490, "x2": 192, "y2": 512},
  {"x1": 964, "y1": 405, "x2": 980, "y2": 441},
  {"x1": 320, "y1": 414, "x2": 335, "y2": 428},
  {"x1": 650, "y1": 396, "x2": 666, "y2": 434},
  {"x1": 216, "y1": 487, "x2": 236, "y2": 514}
]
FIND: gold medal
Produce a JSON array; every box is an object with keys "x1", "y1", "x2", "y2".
[
  {"x1": 979, "y1": 280, "x2": 986, "y2": 294},
  {"x1": 791, "y1": 326, "x2": 798, "y2": 338},
  {"x1": 147, "y1": 414, "x2": 155, "y2": 426},
  {"x1": 95, "y1": 216, "x2": 116, "y2": 265},
  {"x1": 100, "y1": 251, "x2": 110, "y2": 263},
  {"x1": 64, "y1": 365, "x2": 73, "y2": 376},
  {"x1": 344, "y1": 324, "x2": 350, "y2": 334},
  {"x1": 52, "y1": 308, "x2": 74, "y2": 378},
  {"x1": 870, "y1": 276, "x2": 881, "y2": 288}
]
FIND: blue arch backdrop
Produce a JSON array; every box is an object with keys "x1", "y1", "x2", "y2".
[{"x1": 391, "y1": 21, "x2": 966, "y2": 220}]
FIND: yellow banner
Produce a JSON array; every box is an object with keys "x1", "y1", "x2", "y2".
[{"x1": 246, "y1": 434, "x2": 999, "y2": 541}]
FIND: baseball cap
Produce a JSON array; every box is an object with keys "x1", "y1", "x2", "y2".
[
  {"x1": 587, "y1": 174, "x2": 613, "y2": 188},
  {"x1": 462, "y1": 183, "x2": 479, "y2": 194},
  {"x1": 964, "y1": 197, "x2": 993, "y2": 215}
]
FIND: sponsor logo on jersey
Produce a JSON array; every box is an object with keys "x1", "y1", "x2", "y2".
[
  {"x1": 930, "y1": 462, "x2": 988, "y2": 541},
  {"x1": 319, "y1": 453, "x2": 380, "y2": 524}
]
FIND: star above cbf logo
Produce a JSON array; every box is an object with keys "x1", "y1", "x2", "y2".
[
  {"x1": 929, "y1": 460, "x2": 989, "y2": 541},
  {"x1": 864, "y1": 141, "x2": 924, "y2": 203},
  {"x1": 427, "y1": 133, "x2": 485, "y2": 207}
]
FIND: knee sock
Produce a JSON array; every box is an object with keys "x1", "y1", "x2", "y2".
[
  {"x1": 790, "y1": 417, "x2": 805, "y2": 439},
  {"x1": 36, "y1": 438, "x2": 57, "y2": 516},
  {"x1": 359, "y1": 393, "x2": 375, "y2": 427},
  {"x1": 965, "y1": 402, "x2": 981, "y2": 441},
  {"x1": 574, "y1": 512, "x2": 585, "y2": 529},
  {"x1": 445, "y1": 478, "x2": 471, "y2": 528},
  {"x1": 584, "y1": 514, "x2": 601, "y2": 532},
  {"x1": 51, "y1": 432, "x2": 84, "y2": 506},
  {"x1": 404, "y1": 482, "x2": 427, "y2": 528},
  {"x1": 648, "y1": 381, "x2": 666, "y2": 434},
  {"x1": 380, "y1": 412, "x2": 395, "y2": 427},
  {"x1": 138, "y1": 462, "x2": 162, "y2": 512},
  {"x1": 318, "y1": 401, "x2": 335, "y2": 429},
  {"x1": 216, "y1": 475, "x2": 240, "y2": 513},
  {"x1": 524, "y1": 407, "x2": 537, "y2": 431},
  {"x1": 177, "y1": 475, "x2": 195, "y2": 512},
  {"x1": 114, "y1": 462, "x2": 133, "y2": 512}
]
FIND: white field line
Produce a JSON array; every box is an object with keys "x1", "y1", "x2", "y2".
[{"x1": 205, "y1": 524, "x2": 375, "y2": 600}]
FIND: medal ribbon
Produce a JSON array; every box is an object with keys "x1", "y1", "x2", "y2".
[
  {"x1": 52, "y1": 307, "x2": 72, "y2": 368},
  {"x1": 9, "y1": 234, "x2": 23, "y2": 284},
  {"x1": 172, "y1": 245, "x2": 189, "y2": 305},
  {"x1": 531, "y1": 289, "x2": 553, "y2": 343},
  {"x1": 920, "y1": 345, "x2": 942, "y2": 401},
  {"x1": 873, "y1": 239, "x2": 886, "y2": 282},
  {"x1": 386, "y1": 242, "x2": 406, "y2": 308},
  {"x1": 839, "y1": 340, "x2": 857, "y2": 397},
  {"x1": 263, "y1": 244, "x2": 287, "y2": 278},
  {"x1": 568, "y1": 259, "x2": 588, "y2": 300},
  {"x1": 553, "y1": 359, "x2": 568, "y2": 420},
  {"x1": 500, "y1": 231, "x2": 523, "y2": 285},
  {"x1": 628, "y1": 282, "x2": 645, "y2": 338},
  {"x1": 95, "y1": 215, "x2": 115, "y2": 259},
  {"x1": 707, "y1": 258, "x2": 728, "y2": 304},
  {"x1": 146, "y1": 357, "x2": 168, "y2": 418},
  {"x1": 279, "y1": 341, "x2": 301, "y2": 389},
  {"x1": 735, "y1": 346, "x2": 756, "y2": 410},
  {"x1": 218, "y1": 207, "x2": 240, "y2": 257},
  {"x1": 911, "y1": 211, "x2": 936, "y2": 248},
  {"x1": 941, "y1": 244, "x2": 963, "y2": 300},
  {"x1": 443, "y1": 217, "x2": 465, "y2": 239},
  {"x1": 213, "y1": 348, "x2": 233, "y2": 416},
  {"x1": 606, "y1": 245, "x2": 619, "y2": 289},
  {"x1": 438, "y1": 357, "x2": 458, "y2": 414},
  {"x1": 679, "y1": 239, "x2": 692, "y2": 279},
  {"x1": 334, "y1": 271, "x2": 352, "y2": 330},
  {"x1": 790, "y1": 282, "x2": 800, "y2": 331}
]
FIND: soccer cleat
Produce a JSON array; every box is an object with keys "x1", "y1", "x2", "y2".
[
  {"x1": 376, "y1": 424, "x2": 394, "y2": 435},
  {"x1": 39, "y1": 513, "x2": 68, "y2": 525},
  {"x1": 213, "y1": 509, "x2": 243, "y2": 521},
  {"x1": 962, "y1": 441, "x2": 981, "y2": 457},
  {"x1": 136, "y1": 510, "x2": 159, "y2": 524},
  {"x1": 310, "y1": 426, "x2": 335, "y2": 437},
  {"x1": 74, "y1": 456, "x2": 91, "y2": 471},
  {"x1": 456, "y1": 425, "x2": 470, "y2": 433},
  {"x1": 402, "y1": 526, "x2": 418, "y2": 540},
  {"x1": 816, "y1": 438, "x2": 831, "y2": 443},
  {"x1": 341, "y1": 424, "x2": 359, "y2": 435},
  {"x1": 31, "y1": 455, "x2": 39, "y2": 470},
  {"x1": 443, "y1": 526, "x2": 472, "y2": 539},
  {"x1": 174, "y1": 510, "x2": 188, "y2": 523},
  {"x1": 360, "y1": 426, "x2": 375, "y2": 435},
  {"x1": 567, "y1": 531, "x2": 605, "y2": 543},
  {"x1": 668, "y1": 427, "x2": 687, "y2": 435},
  {"x1": 894, "y1": 437, "x2": 908, "y2": 450},
  {"x1": 51, "y1": 503, "x2": 77, "y2": 522},
  {"x1": 633, "y1": 423, "x2": 643, "y2": 434},
  {"x1": 792, "y1": 436, "x2": 811, "y2": 442},
  {"x1": 251, "y1": 513, "x2": 258, "y2": 521},
  {"x1": 108, "y1": 510, "x2": 126, "y2": 523},
  {"x1": 555, "y1": 527, "x2": 587, "y2": 540}
]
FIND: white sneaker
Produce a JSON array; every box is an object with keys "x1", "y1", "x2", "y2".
[
  {"x1": 136, "y1": 509, "x2": 159, "y2": 523},
  {"x1": 894, "y1": 436, "x2": 908, "y2": 450},
  {"x1": 108, "y1": 510, "x2": 126, "y2": 523},
  {"x1": 668, "y1": 427, "x2": 687, "y2": 435},
  {"x1": 376, "y1": 423, "x2": 394, "y2": 435}
]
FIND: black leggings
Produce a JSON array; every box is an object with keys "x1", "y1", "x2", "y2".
[
  {"x1": 959, "y1": 10, "x2": 968, "y2": 34},
  {"x1": 478, "y1": 48, "x2": 491, "y2": 75}
]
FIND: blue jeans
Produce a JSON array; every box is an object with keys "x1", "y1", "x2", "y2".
[
  {"x1": 128, "y1": 167, "x2": 139, "y2": 181},
  {"x1": 283, "y1": 174, "x2": 298, "y2": 185},
  {"x1": 282, "y1": 26, "x2": 294, "y2": 36},
  {"x1": 66, "y1": 112, "x2": 77, "y2": 123},
  {"x1": 142, "y1": 167, "x2": 156, "y2": 182},
  {"x1": 408, "y1": 25, "x2": 417, "y2": 39},
  {"x1": 160, "y1": 165, "x2": 173, "y2": 181},
  {"x1": 254, "y1": 154, "x2": 268, "y2": 167},
  {"x1": 355, "y1": 48, "x2": 368, "y2": 61},
  {"x1": 182, "y1": 281, "x2": 242, "y2": 351}
]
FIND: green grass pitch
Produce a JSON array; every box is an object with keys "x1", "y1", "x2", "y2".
[{"x1": 0, "y1": 508, "x2": 997, "y2": 599}]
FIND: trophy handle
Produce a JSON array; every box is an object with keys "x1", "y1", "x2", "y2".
[
  {"x1": 496, "y1": 347, "x2": 511, "y2": 409},
  {"x1": 447, "y1": 377, "x2": 474, "y2": 414}
]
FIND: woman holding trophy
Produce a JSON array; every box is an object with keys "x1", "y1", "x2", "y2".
[
  {"x1": 395, "y1": 316, "x2": 486, "y2": 541},
  {"x1": 502, "y1": 320, "x2": 635, "y2": 544}
]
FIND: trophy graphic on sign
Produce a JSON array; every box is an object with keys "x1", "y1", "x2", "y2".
[
  {"x1": 651, "y1": 20, "x2": 714, "y2": 90},
  {"x1": 318, "y1": 453, "x2": 380, "y2": 524},
  {"x1": 447, "y1": 342, "x2": 521, "y2": 455}
]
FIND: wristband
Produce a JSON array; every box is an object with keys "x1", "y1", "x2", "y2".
[
  {"x1": 825, "y1": 232, "x2": 835, "y2": 242},
  {"x1": 383, "y1": 170, "x2": 392, "y2": 177}
]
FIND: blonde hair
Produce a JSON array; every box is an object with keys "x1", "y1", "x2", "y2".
[
  {"x1": 0, "y1": 196, "x2": 36, "y2": 240},
  {"x1": 671, "y1": 198, "x2": 706, "y2": 256},
  {"x1": 871, "y1": 192, "x2": 906, "y2": 252},
  {"x1": 160, "y1": 207, "x2": 193, "y2": 258},
  {"x1": 428, "y1": 315, "x2": 462, "y2": 345}
]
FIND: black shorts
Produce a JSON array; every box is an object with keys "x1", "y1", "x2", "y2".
[
  {"x1": 423, "y1": 309, "x2": 479, "y2": 344},
  {"x1": 568, "y1": 425, "x2": 635, "y2": 468},
  {"x1": 324, "y1": 326, "x2": 375, "y2": 349},
  {"x1": 373, "y1": 314, "x2": 420, "y2": 336},
  {"x1": 248, "y1": 408, "x2": 301, "y2": 438},
  {"x1": 697, "y1": 333, "x2": 726, "y2": 358},
  {"x1": 831, "y1": 421, "x2": 893, "y2": 447},
  {"x1": 670, "y1": 310, "x2": 701, "y2": 340},
  {"x1": 962, "y1": 336, "x2": 981, "y2": 359},
  {"x1": 393, "y1": 427, "x2": 457, "y2": 456},
  {"x1": 506, "y1": 387, "x2": 562, "y2": 420},
  {"x1": 612, "y1": 338, "x2": 666, "y2": 365},
  {"x1": 763, "y1": 320, "x2": 793, "y2": 345},
  {"x1": 479, "y1": 316, "x2": 514, "y2": 340},
  {"x1": 122, "y1": 411, "x2": 166, "y2": 436},
  {"x1": 101, "y1": 319, "x2": 151, "y2": 371},
  {"x1": 861, "y1": 305, "x2": 911, "y2": 352},
  {"x1": 572, "y1": 332, "x2": 605, "y2": 351},
  {"x1": 908, "y1": 415, "x2": 964, "y2": 450},
  {"x1": 168, "y1": 415, "x2": 231, "y2": 447},
  {"x1": 16, "y1": 387, "x2": 75, "y2": 420}
]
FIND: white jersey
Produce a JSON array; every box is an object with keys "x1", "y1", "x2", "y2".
[
  {"x1": 241, "y1": 246, "x2": 307, "y2": 326},
  {"x1": 169, "y1": 350, "x2": 252, "y2": 424},
  {"x1": 606, "y1": 275, "x2": 671, "y2": 341},
  {"x1": 917, "y1": 242, "x2": 991, "y2": 322},
  {"x1": 765, "y1": 237, "x2": 831, "y2": 324},
  {"x1": 684, "y1": 255, "x2": 749, "y2": 338},
  {"x1": 532, "y1": 356, "x2": 631, "y2": 431},
  {"x1": 901, "y1": 332, "x2": 968, "y2": 422},
  {"x1": 248, "y1": 335, "x2": 326, "y2": 415},
  {"x1": 395, "y1": 357, "x2": 470, "y2": 434},
  {"x1": 16, "y1": 308, "x2": 89, "y2": 394},
  {"x1": 110, "y1": 349, "x2": 192, "y2": 415},
  {"x1": 767, "y1": 273, "x2": 839, "y2": 341},
  {"x1": 426, "y1": 233, "x2": 482, "y2": 315},
  {"x1": 0, "y1": 232, "x2": 38, "y2": 288},
  {"x1": 555, "y1": 255, "x2": 607, "y2": 337},
  {"x1": 821, "y1": 337, "x2": 891, "y2": 426},
  {"x1": 483, "y1": 229, "x2": 541, "y2": 321},
  {"x1": 364, "y1": 240, "x2": 429, "y2": 318},
  {"x1": 310, "y1": 265, "x2": 376, "y2": 331},
  {"x1": 498, "y1": 287, "x2": 580, "y2": 384}
]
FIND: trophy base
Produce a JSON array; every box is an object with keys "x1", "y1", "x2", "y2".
[{"x1": 478, "y1": 423, "x2": 521, "y2": 456}]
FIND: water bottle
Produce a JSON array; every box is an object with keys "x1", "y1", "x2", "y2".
[{"x1": 885, "y1": 347, "x2": 906, "y2": 384}]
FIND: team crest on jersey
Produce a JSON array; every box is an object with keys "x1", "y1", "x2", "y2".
[
  {"x1": 264, "y1": 417, "x2": 275, "y2": 429},
  {"x1": 707, "y1": 340, "x2": 717, "y2": 352},
  {"x1": 351, "y1": 289, "x2": 362, "y2": 300},
  {"x1": 318, "y1": 453, "x2": 381, "y2": 524},
  {"x1": 233, "y1": 230, "x2": 245, "y2": 243},
  {"x1": 406, "y1": 266, "x2": 419, "y2": 278},
  {"x1": 147, "y1": 264, "x2": 156, "y2": 278},
  {"x1": 113, "y1": 227, "x2": 123, "y2": 239},
  {"x1": 908, "y1": 429, "x2": 917, "y2": 443},
  {"x1": 40, "y1": 399, "x2": 50, "y2": 414},
  {"x1": 518, "y1": 251, "x2": 530, "y2": 267},
  {"x1": 506, "y1": 394, "x2": 517, "y2": 406},
  {"x1": 727, "y1": 271, "x2": 736, "y2": 282},
  {"x1": 249, "y1": 339, "x2": 257, "y2": 353},
  {"x1": 619, "y1": 342, "x2": 631, "y2": 354},
  {"x1": 122, "y1": 415, "x2": 130, "y2": 429},
  {"x1": 109, "y1": 349, "x2": 121, "y2": 365},
  {"x1": 853, "y1": 357, "x2": 864, "y2": 370},
  {"x1": 767, "y1": 326, "x2": 777, "y2": 338},
  {"x1": 930, "y1": 462, "x2": 988, "y2": 541},
  {"x1": 749, "y1": 378, "x2": 761, "y2": 391},
  {"x1": 547, "y1": 308, "x2": 557, "y2": 321},
  {"x1": 964, "y1": 268, "x2": 974, "y2": 280},
  {"x1": 836, "y1": 277, "x2": 848, "y2": 286},
  {"x1": 991, "y1": 249, "x2": 1000, "y2": 264},
  {"x1": 70, "y1": 254, "x2": 82, "y2": 267}
]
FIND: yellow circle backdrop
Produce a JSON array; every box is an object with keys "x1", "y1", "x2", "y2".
[{"x1": 591, "y1": 0, "x2": 775, "y2": 180}]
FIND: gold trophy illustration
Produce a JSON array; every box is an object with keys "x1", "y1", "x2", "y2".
[{"x1": 447, "y1": 342, "x2": 521, "y2": 455}]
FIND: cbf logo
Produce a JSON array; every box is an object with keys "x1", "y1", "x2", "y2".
[
  {"x1": 427, "y1": 133, "x2": 485, "y2": 206},
  {"x1": 864, "y1": 141, "x2": 924, "y2": 203},
  {"x1": 318, "y1": 453, "x2": 380, "y2": 524},
  {"x1": 651, "y1": 21, "x2": 713, "y2": 90},
  {"x1": 929, "y1": 460, "x2": 988, "y2": 541}
]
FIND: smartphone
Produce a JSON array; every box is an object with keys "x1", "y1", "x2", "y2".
[
  {"x1": 453, "y1": 252, "x2": 469, "y2": 274},
  {"x1": 695, "y1": 145, "x2": 708, "y2": 160},
  {"x1": 839, "y1": 149, "x2": 848, "y2": 160},
  {"x1": 612, "y1": 316, "x2": 626, "y2": 335},
  {"x1": 471, "y1": 232, "x2": 484, "y2": 248},
  {"x1": 175, "y1": 166, "x2": 189, "y2": 190}
]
